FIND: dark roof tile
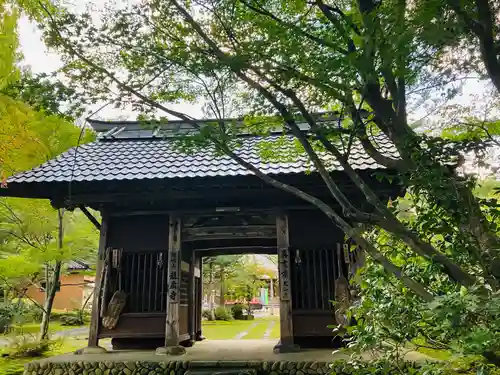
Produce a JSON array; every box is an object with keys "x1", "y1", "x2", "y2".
[{"x1": 7, "y1": 134, "x2": 399, "y2": 184}]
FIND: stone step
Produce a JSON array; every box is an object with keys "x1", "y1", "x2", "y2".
[{"x1": 185, "y1": 369, "x2": 257, "y2": 375}]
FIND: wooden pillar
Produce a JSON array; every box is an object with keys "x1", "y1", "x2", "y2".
[
  {"x1": 274, "y1": 213, "x2": 298, "y2": 353},
  {"x1": 195, "y1": 256, "x2": 205, "y2": 341},
  {"x1": 187, "y1": 249, "x2": 196, "y2": 344},
  {"x1": 156, "y1": 215, "x2": 186, "y2": 355},
  {"x1": 84, "y1": 212, "x2": 108, "y2": 353}
]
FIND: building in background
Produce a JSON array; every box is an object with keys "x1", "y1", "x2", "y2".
[{"x1": 26, "y1": 260, "x2": 95, "y2": 311}]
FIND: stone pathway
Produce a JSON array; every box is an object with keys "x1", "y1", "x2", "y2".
[
  {"x1": 231, "y1": 319, "x2": 278, "y2": 340},
  {"x1": 53, "y1": 327, "x2": 88, "y2": 338},
  {"x1": 263, "y1": 320, "x2": 275, "y2": 339},
  {"x1": 233, "y1": 322, "x2": 259, "y2": 339}
]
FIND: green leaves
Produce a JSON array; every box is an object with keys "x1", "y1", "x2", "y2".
[
  {"x1": 423, "y1": 287, "x2": 500, "y2": 356},
  {"x1": 24, "y1": 0, "x2": 500, "y2": 365},
  {"x1": 0, "y1": 2, "x2": 20, "y2": 91},
  {"x1": 0, "y1": 0, "x2": 98, "y2": 295}
]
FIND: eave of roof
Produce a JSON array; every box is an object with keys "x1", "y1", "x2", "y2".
[
  {"x1": 1, "y1": 114, "x2": 401, "y2": 201},
  {"x1": 4, "y1": 134, "x2": 398, "y2": 186}
]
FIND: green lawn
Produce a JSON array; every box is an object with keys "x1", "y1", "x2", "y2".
[
  {"x1": 243, "y1": 320, "x2": 271, "y2": 339},
  {"x1": 201, "y1": 316, "x2": 279, "y2": 340},
  {"x1": 10, "y1": 322, "x2": 86, "y2": 335},
  {"x1": 0, "y1": 318, "x2": 279, "y2": 374},
  {"x1": 269, "y1": 320, "x2": 280, "y2": 338},
  {"x1": 0, "y1": 322, "x2": 91, "y2": 375},
  {"x1": 0, "y1": 336, "x2": 90, "y2": 375},
  {"x1": 201, "y1": 319, "x2": 257, "y2": 339}
]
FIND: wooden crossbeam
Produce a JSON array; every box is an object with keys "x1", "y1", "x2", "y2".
[{"x1": 182, "y1": 225, "x2": 276, "y2": 241}]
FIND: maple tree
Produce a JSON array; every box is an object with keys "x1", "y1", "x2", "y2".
[{"x1": 0, "y1": 0, "x2": 97, "y2": 339}]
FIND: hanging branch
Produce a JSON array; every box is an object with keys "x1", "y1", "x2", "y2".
[{"x1": 39, "y1": 1, "x2": 433, "y2": 301}]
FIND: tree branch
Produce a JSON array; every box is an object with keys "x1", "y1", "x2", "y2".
[
  {"x1": 0, "y1": 276, "x2": 47, "y2": 313},
  {"x1": 447, "y1": 0, "x2": 500, "y2": 92},
  {"x1": 238, "y1": 0, "x2": 349, "y2": 55},
  {"x1": 42, "y1": 0, "x2": 434, "y2": 302},
  {"x1": 272, "y1": 87, "x2": 477, "y2": 288}
]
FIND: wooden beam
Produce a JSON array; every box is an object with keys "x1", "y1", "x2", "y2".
[
  {"x1": 107, "y1": 206, "x2": 308, "y2": 217},
  {"x1": 156, "y1": 215, "x2": 186, "y2": 355},
  {"x1": 274, "y1": 213, "x2": 297, "y2": 353},
  {"x1": 183, "y1": 225, "x2": 276, "y2": 241},
  {"x1": 78, "y1": 205, "x2": 101, "y2": 230},
  {"x1": 87, "y1": 212, "x2": 108, "y2": 350},
  {"x1": 195, "y1": 246, "x2": 278, "y2": 257}
]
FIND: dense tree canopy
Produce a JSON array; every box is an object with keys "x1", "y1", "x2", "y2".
[
  {"x1": 0, "y1": 0, "x2": 98, "y2": 338},
  {"x1": 9, "y1": 0, "x2": 500, "y2": 365}
]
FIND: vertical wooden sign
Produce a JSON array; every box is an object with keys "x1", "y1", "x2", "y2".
[
  {"x1": 165, "y1": 215, "x2": 181, "y2": 346},
  {"x1": 278, "y1": 246, "x2": 291, "y2": 301},
  {"x1": 276, "y1": 213, "x2": 294, "y2": 346},
  {"x1": 188, "y1": 251, "x2": 196, "y2": 342}
]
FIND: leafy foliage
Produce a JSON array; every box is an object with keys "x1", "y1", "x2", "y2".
[
  {"x1": 214, "y1": 306, "x2": 234, "y2": 321},
  {"x1": 0, "y1": 0, "x2": 97, "y2": 339},
  {"x1": 345, "y1": 193, "x2": 500, "y2": 365},
  {"x1": 10, "y1": 0, "x2": 500, "y2": 366},
  {"x1": 3, "y1": 336, "x2": 54, "y2": 358},
  {"x1": 1, "y1": 72, "x2": 86, "y2": 121},
  {"x1": 40, "y1": 0, "x2": 500, "y2": 293},
  {"x1": 231, "y1": 304, "x2": 245, "y2": 320}
]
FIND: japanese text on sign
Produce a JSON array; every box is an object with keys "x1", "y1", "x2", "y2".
[
  {"x1": 168, "y1": 251, "x2": 180, "y2": 303},
  {"x1": 279, "y1": 247, "x2": 291, "y2": 301}
]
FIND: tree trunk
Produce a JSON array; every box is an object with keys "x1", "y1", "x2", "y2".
[
  {"x1": 40, "y1": 261, "x2": 62, "y2": 340},
  {"x1": 361, "y1": 83, "x2": 500, "y2": 286},
  {"x1": 40, "y1": 209, "x2": 64, "y2": 340},
  {"x1": 207, "y1": 262, "x2": 216, "y2": 320},
  {"x1": 219, "y1": 268, "x2": 225, "y2": 306}
]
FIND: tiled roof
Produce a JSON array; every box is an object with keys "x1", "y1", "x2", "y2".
[
  {"x1": 7, "y1": 134, "x2": 399, "y2": 184},
  {"x1": 67, "y1": 259, "x2": 90, "y2": 270}
]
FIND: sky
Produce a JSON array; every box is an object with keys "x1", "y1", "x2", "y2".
[
  {"x1": 18, "y1": 13, "x2": 205, "y2": 121},
  {"x1": 18, "y1": 10, "x2": 499, "y2": 178},
  {"x1": 18, "y1": 5, "x2": 491, "y2": 123}
]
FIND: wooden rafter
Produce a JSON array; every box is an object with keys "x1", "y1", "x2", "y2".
[{"x1": 79, "y1": 205, "x2": 101, "y2": 230}]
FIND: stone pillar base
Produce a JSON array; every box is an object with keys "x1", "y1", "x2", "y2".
[
  {"x1": 273, "y1": 341, "x2": 300, "y2": 354},
  {"x1": 195, "y1": 331, "x2": 206, "y2": 341},
  {"x1": 155, "y1": 346, "x2": 187, "y2": 356},
  {"x1": 76, "y1": 346, "x2": 108, "y2": 355}
]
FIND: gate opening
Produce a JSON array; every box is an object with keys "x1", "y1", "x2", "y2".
[{"x1": 200, "y1": 254, "x2": 280, "y2": 341}]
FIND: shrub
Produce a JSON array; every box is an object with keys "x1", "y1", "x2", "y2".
[
  {"x1": 26, "y1": 307, "x2": 43, "y2": 324},
  {"x1": 202, "y1": 309, "x2": 213, "y2": 320},
  {"x1": 7, "y1": 299, "x2": 43, "y2": 324},
  {"x1": 60, "y1": 309, "x2": 86, "y2": 326},
  {"x1": 4, "y1": 336, "x2": 55, "y2": 358},
  {"x1": 0, "y1": 304, "x2": 16, "y2": 333},
  {"x1": 60, "y1": 315, "x2": 83, "y2": 326},
  {"x1": 214, "y1": 306, "x2": 233, "y2": 321},
  {"x1": 231, "y1": 304, "x2": 245, "y2": 320},
  {"x1": 50, "y1": 310, "x2": 70, "y2": 321}
]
